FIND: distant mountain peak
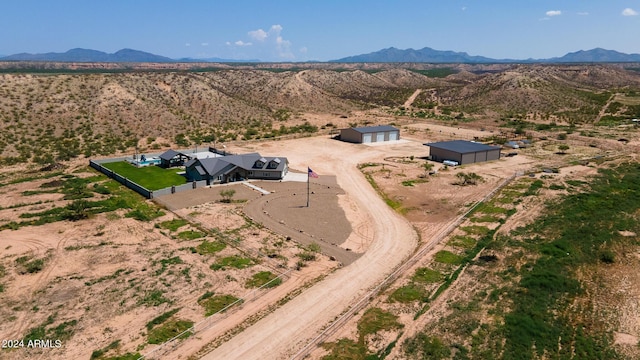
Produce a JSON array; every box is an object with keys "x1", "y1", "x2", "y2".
[
  {"x1": 0, "y1": 48, "x2": 174, "y2": 63},
  {"x1": 331, "y1": 46, "x2": 508, "y2": 63},
  {"x1": 331, "y1": 47, "x2": 640, "y2": 63}
]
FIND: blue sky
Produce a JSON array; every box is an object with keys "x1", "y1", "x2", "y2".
[{"x1": 1, "y1": 1, "x2": 639, "y2": 61}]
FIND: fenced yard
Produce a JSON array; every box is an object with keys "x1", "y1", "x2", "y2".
[{"x1": 101, "y1": 161, "x2": 187, "y2": 191}]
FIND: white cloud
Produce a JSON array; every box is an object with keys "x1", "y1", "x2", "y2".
[
  {"x1": 242, "y1": 25, "x2": 293, "y2": 59},
  {"x1": 270, "y1": 24, "x2": 283, "y2": 33},
  {"x1": 622, "y1": 8, "x2": 638, "y2": 16},
  {"x1": 248, "y1": 29, "x2": 268, "y2": 41},
  {"x1": 185, "y1": 43, "x2": 191, "y2": 47},
  {"x1": 299, "y1": 47, "x2": 308, "y2": 54},
  {"x1": 228, "y1": 24, "x2": 295, "y2": 60},
  {"x1": 577, "y1": 12, "x2": 589, "y2": 16},
  {"x1": 546, "y1": 10, "x2": 562, "y2": 17},
  {"x1": 201, "y1": 42, "x2": 209, "y2": 47},
  {"x1": 276, "y1": 36, "x2": 293, "y2": 59}
]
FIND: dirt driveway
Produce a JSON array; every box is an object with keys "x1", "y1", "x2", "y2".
[{"x1": 200, "y1": 137, "x2": 421, "y2": 359}]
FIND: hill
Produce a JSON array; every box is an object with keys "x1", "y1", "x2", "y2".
[{"x1": 0, "y1": 64, "x2": 639, "y2": 165}]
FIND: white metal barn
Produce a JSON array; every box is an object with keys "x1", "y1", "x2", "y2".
[{"x1": 339, "y1": 125, "x2": 400, "y2": 144}]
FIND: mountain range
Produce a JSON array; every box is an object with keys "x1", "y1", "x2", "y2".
[
  {"x1": 332, "y1": 47, "x2": 640, "y2": 63},
  {"x1": 1, "y1": 47, "x2": 640, "y2": 63},
  {"x1": 0, "y1": 48, "x2": 174, "y2": 63}
]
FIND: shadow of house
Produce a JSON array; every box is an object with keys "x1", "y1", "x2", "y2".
[
  {"x1": 185, "y1": 152, "x2": 288, "y2": 185},
  {"x1": 159, "y1": 149, "x2": 191, "y2": 168}
]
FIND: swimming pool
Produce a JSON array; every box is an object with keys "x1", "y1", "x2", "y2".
[{"x1": 129, "y1": 157, "x2": 161, "y2": 167}]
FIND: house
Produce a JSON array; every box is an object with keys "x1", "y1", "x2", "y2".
[
  {"x1": 185, "y1": 152, "x2": 288, "y2": 184},
  {"x1": 159, "y1": 149, "x2": 192, "y2": 168},
  {"x1": 339, "y1": 125, "x2": 400, "y2": 144},
  {"x1": 425, "y1": 140, "x2": 501, "y2": 165}
]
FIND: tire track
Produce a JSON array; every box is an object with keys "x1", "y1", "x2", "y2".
[{"x1": 7, "y1": 227, "x2": 77, "y2": 339}]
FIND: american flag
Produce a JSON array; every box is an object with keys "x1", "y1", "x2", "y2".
[{"x1": 308, "y1": 167, "x2": 319, "y2": 178}]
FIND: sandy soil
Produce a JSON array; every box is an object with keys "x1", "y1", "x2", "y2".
[
  {"x1": 2, "y1": 114, "x2": 638, "y2": 359},
  {"x1": 195, "y1": 136, "x2": 419, "y2": 359},
  {"x1": 0, "y1": 166, "x2": 339, "y2": 360},
  {"x1": 190, "y1": 125, "x2": 540, "y2": 359}
]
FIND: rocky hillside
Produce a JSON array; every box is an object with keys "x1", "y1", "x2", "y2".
[{"x1": 1, "y1": 64, "x2": 639, "y2": 164}]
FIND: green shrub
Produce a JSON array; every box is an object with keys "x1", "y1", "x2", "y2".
[
  {"x1": 15, "y1": 256, "x2": 45, "y2": 274},
  {"x1": 159, "y1": 219, "x2": 188, "y2": 231},
  {"x1": 403, "y1": 332, "x2": 451, "y2": 359},
  {"x1": 199, "y1": 294, "x2": 242, "y2": 316},
  {"x1": 125, "y1": 208, "x2": 164, "y2": 221},
  {"x1": 388, "y1": 284, "x2": 425, "y2": 303},
  {"x1": 321, "y1": 338, "x2": 367, "y2": 359},
  {"x1": 210, "y1": 255, "x2": 254, "y2": 270},
  {"x1": 412, "y1": 268, "x2": 444, "y2": 283},
  {"x1": 154, "y1": 256, "x2": 184, "y2": 276},
  {"x1": 196, "y1": 240, "x2": 226, "y2": 254},
  {"x1": 460, "y1": 225, "x2": 490, "y2": 236},
  {"x1": 599, "y1": 250, "x2": 615, "y2": 264},
  {"x1": 147, "y1": 319, "x2": 193, "y2": 344},
  {"x1": 245, "y1": 271, "x2": 281, "y2": 288},
  {"x1": 357, "y1": 307, "x2": 403, "y2": 340},
  {"x1": 449, "y1": 235, "x2": 476, "y2": 249},
  {"x1": 298, "y1": 252, "x2": 316, "y2": 261},
  {"x1": 178, "y1": 230, "x2": 205, "y2": 241},
  {"x1": 524, "y1": 180, "x2": 544, "y2": 196},
  {"x1": 138, "y1": 289, "x2": 170, "y2": 307},
  {"x1": 434, "y1": 251, "x2": 463, "y2": 265},
  {"x1": 146, "y1": 308, "x2": 180, "y2": 330}
]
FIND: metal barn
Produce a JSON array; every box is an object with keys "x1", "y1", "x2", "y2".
[
  {"x1": 340, "y1": 125, "x2": 400, "y2": 144},
  {"x1": 425, "y1": 140, "x2": 501, "y2": 165}
]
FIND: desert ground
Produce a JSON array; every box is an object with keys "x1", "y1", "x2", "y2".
[
  {"x1": 166, "y1": 125, "x2": 627, "y2": 359},
  {"x1": 1, "y1": 64, "x2": 640, "y2": 360}
]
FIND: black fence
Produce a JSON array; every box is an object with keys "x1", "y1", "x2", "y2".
[{"x1": 89, "y1": 160, "x2": 153, "y2": 199}]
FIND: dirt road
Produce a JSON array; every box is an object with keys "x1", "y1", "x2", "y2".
[
  {"x1": 200, "y1": 137, "x2": 419, "y2": 359},
  {"x1": 403, "y1": 88, "x2": 422, "y2": 108}
]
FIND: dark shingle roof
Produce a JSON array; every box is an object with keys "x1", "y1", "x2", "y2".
[
  {"x1": 189, "y1": 153, "x2": 288, "y2": 177},
  {"x1": 159, "y1": 149, "x2": 187, "y2": 161},
  {"x1": 425, "y1": 140, "x2": 500, "y2": 154},
  {"x1": 351, "y1": 125, "x2": 399, "y2": 134}
]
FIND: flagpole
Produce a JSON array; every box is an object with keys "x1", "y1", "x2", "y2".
[{"x1": 307, "y1": 167, "x2": 310, "y2": 207}]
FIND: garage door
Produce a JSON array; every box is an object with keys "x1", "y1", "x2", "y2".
[
  {"x1": 388, "y1": 131, "x2": 398, "y2": 141},
  {"x1": 376, "y1": 132, "x2": 385, "y2": 142},
  {"x1": 362, "y1": 133, "x2": 372, "y2": 143}
]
